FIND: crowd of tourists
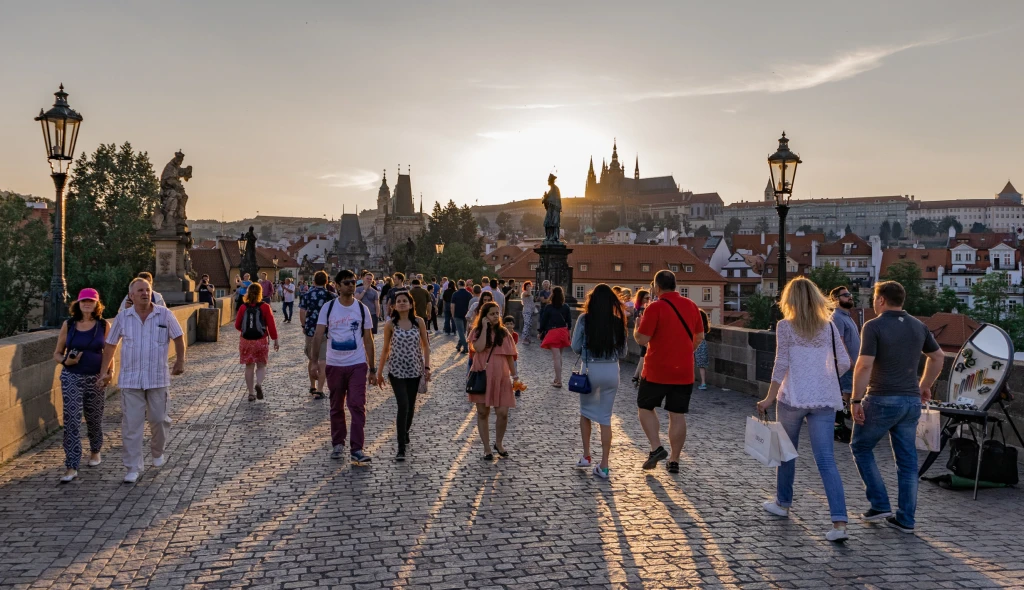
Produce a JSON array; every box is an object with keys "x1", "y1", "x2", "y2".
[{"x1": 51, "y1": 266, "x2": 944, "y2": 543}]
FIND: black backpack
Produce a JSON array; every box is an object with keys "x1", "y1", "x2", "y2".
[{"x1": 241, "y1": 304, "x2": 267, "y2": 340}]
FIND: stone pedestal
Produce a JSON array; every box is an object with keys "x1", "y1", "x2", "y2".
[
  {"x1": 152, "y1": 231, "x2": 196, "y2": 305},
  {"x1": 534, "y1": 244, "x2": 576, "y2": 307},
  {"x1": 196, "y1": 308, "x2": 220, "y2": 342}
]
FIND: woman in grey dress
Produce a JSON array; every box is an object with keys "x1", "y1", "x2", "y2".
[{"x1": 570, "y1": 284, "x2": 627, "y2": 479}]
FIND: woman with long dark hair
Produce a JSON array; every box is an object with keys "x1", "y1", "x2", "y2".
[
  {"x1": 631, "y1": 289, "x2": 651, "y2": 385},
  {"x1": 52, "y1": 289, "x2": 112, "y2": 483},
  {"x1": 468, "y1": 301, "x2": 518, "y2": 460},
  {"x1": 520, "y1": 281, "x2": 535, "y2": 344},
  {"x1": 539, "y1": 286, "x2": 572, "y2": 387},
  {"x1": 377, "y1": 291, "x2": 430, "y2": 461},
  {"x1": 570, "y1": 284, "x2": 627, "y2": 479},
  {"x1": 234, "y1": 282, "x2": 279, "y2": 402}
]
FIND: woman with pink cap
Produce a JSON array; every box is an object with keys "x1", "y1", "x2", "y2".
[{"x1": 52, "y1": 288, "x2": 113, "y2": 483}]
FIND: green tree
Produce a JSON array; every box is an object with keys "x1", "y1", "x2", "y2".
[
  {"x1": 844, "y1": 224, "x2": 853, "y2": 235},
  {"x1": 755, "y1": 217, "x2": 770, "y2": 233},
  {"x1": 477, "y1": 216, "x2": 490, "y2": 233},
  {"x1": 882, "y1": 261, "x2": 940, "y2": 316},
  {"x1": 970, "y1": 222, "x2": 989, "y2": 233},
  {"x1": 724, "y1": 217, "x2": 742, "y2": 241},
  {"x1": 681, "y1": 217, "x2": 693, "y2": 236},
  {"x1": 495, "y1": 211, "x2": 513, "y2": 233},
  {"x1": 519, "y1": 212, "x2": 543, "y2": 236},
  {"x1": 0, "y1": 195, "x2": 51, "y2": 336},
  {"x1": 808, "y1": 264, "x2": 850, "y2": 296},
  {"x1": 937, "y1": 286, "x2": 959, "y2": 312},
  {"x1": 796, "y1": 224, "x2": 813, "y2": 233},
  {"x1": 891, "y1": 221, "x2": 903, "y2": 240},
  {"x1": 65, "y1": 142, "x2": 160, "y2": 317},
  {"x1": 595, "y1": 210, "x2": 620, "y2": 232},
  {"x1": 695, "y1": 225, "x2": 711, "y2": 238},
  {"x1": 745, "y1": 292, "x2": 774, "y2": 330},
  {"x1": 879, "y1": 220, "x2": 891, "y2": 245},
  {"x1": 938, "y1": 215, "x2": 963, "y2": 235},
  {"x1": 970, "y1": 272, "x2": 1009, "y2": 323},
  {"x1": 911, "y1": 218, "x2": 938, "y2": 237},
  {"x1": 278, "y1": 270, "x2": 293, "y2": 280},
  {"x1": 432, "y1": 241, "x2": 491, "y2": 282}
]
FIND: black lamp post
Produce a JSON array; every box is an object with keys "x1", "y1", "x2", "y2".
[
  {"x1": 36, "y1": 85, "x2": 83, "y2": 328},
  {"x1": 767, "y1": 131, "x2": 802, "y2": 298},
  {"x1": 434, "y1": 239, "x2": 445, "y2": 272}
]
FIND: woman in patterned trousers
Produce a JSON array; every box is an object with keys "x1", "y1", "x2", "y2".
[{"x1": 52, "y1": 289, "x2": 112, "y2": 483}]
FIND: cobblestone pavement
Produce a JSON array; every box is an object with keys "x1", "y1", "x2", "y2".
[{"x1": 2, "y1": 306, "x2": 1023, "y2": 589}]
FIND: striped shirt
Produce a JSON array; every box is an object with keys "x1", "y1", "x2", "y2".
[{"x1": 105, "y1": 305, "x2": 184, "y2": 389}]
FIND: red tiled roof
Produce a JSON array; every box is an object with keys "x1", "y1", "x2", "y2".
[
  {"x1": 688, "y1": 192, "x2": 724, "y2": 205},
  {"x1": 950, "y1": 233, "x2": 1017, "y2": 250},
  {"x1": 676, "y1": 237, "x2": 716, "y2": 263},
  {"x1": 908, "y1": 199, "x2": 1002, "y2": 210},
  {"x1": 189, "y1": 249, "x2": 229, "y2": 287},
  {"x1": 483, "y1": 245, "x2": 528, "y2": 266},
  {"x1": 879, "y1": 248, "x2": 948, "y2": 280},
  {"x1": 196, "y1": 240, "x2": 218, "y2": 249},
  {"x1": 922, "y1": 313, "x2": 980, "y2": 353},
  {"x1": 258, "y1": 247, "x2": 299, "y2": 268},
  {"x1": 497, "y1": 244, "x2": 727, "y2": 285},
  {"x1": 734, "y1": 233, "x2": 823, "y2": 264},
  {"x1": 817, "y1": 232, "x2": 872, "y2": 256},
  {"x1": 1000, "y1": 181, "x2": 1019, "y2": 196}
]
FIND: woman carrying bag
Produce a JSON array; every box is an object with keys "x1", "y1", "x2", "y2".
[
  {"x1": 570, "y1": 284, "x2": 627, "y2": 479},
  {"x1": 377, "y1": 291, "x2": 430, "y2": 461},
  {"x1": 234, "y1": 283, "x2": 279, "y2": 402},
  {"x1": 467, "y1": 301, "x2": 518, "y2": 461},
  {"x1": 538, "y1": 286, "x2": 572, "y2": 388},
  {"x1": 756, "y1": 277, "x2": 851, "y2": 542}
]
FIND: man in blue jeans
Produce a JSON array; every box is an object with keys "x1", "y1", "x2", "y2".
[
  {"x1": 850, "y1": 280, "x2": 945, "y2": 534},
  {"x1": 830, "y1": 286, "x2": 860, "y2": 442},
  {"x1": 450, "y1": 280, "x2": 473, "y2": 354}
]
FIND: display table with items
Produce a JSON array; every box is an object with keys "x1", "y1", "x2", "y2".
[{"x1": 917, "y1": 324, "x2": 1023, "y2": 499}]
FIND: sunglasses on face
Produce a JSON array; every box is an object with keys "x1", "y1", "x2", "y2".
[
  {"x1": 839, "y1": 293, "x2": 851, "y2": 298},
  {"x1": 340, "y1": 280, "x2": 356, "y2": 286}
]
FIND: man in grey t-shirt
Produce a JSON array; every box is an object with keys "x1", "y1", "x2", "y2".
[
  {"x1": 849, "y1": 280, "x2": 944, "y2": 534},
  {"x1": 356, "y1": 271, "x2": 380, "y2": 335}
]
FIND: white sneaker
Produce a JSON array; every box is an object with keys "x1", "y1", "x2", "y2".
[
  {"x1": 592, "y1": 465, "x2": 610, "y2": 479},
  {"x1": 123, "y1": 471, "x2": 140, "y2": 484},
  {"x1": 152, "y1": 455, "x2": 166, "y2": 468},
  {"x1": 87, "y1": 453, "x2": 102, "y2": 467},
  {"x1": 762, "y1": 501, "x2": 790, "y2": 517},
  {"x1": 826, "y1": 527, "x2": 849, "y2": 542},
  {"x1": 60, "y1": 469, "x2": 78, "y2": 483},
  {"x1": 575, "y1": 456, "x2": 592, "y2": 468}
]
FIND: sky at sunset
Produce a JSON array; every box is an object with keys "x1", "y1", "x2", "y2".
[{"x1": 1, "y1": 1, "x2": 1022, "y2": 221}]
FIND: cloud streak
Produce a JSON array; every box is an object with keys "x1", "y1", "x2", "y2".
[
  {"x1": 317, "y1": 169, "x2": 380, "y2": 191},
  {"x1": 492, "y1": 34, "x2": 965, "y2": 110}
]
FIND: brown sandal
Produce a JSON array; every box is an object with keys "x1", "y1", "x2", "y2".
[{"x1": 248, "y1": 393, "x2": 256, "y2": 402}]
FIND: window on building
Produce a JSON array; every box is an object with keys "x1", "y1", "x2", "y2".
[
  {"x1": 641, "y1": 264, "x2": 650, "y2": 272},
  {"x1": 575, "y1": 285, "x2": 585, "y2": 299},
  {"x1": 669, "y1": 264, "x2": 679, "y2": 272},
  {"x1": 702, "y1": 287, "x2": 712, "y2": 302},
  {"x1": 955, "y1": 253, "x2": 962, "y2": 262},
  {"x1": 579, "y1": 264, "x2": 588, "y2": 271},
  {"x1": 680, "y1": 287, "x2": 689, "y2": 298},
  {"x1": 529, "y1": 263, "x2": 538, "y2": 270},
  {"x1": 613, "y1": 263, "x2": 622, "y2": 272},
  {"x1": 685, "y1": 265, "x2": 693, "y2": 273}
]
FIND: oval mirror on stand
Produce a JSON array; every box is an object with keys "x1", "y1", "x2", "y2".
[{"x1": 947, "y1": 324, "x2": 1014, "y2": 410}]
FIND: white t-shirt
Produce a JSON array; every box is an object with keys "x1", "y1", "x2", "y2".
[
  {"x1": 283, "y1": 283, "x2": 295, "y2": 303},
  {"x1": 316, "y1": 298, "x2": 370, "y2": 368}
]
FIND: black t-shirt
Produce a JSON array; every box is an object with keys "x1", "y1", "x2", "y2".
[
  {"x1": 860, "y1": 310, "x2": 940, "y2": 396},
  {"x1": 450, "y1": 288, "x2": 473, "y2": 319}
]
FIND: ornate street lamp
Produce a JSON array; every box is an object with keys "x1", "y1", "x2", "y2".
[
  {"x1": 272, "y1": 255, "x2": 279, "y2": 281},
  {"x1": 434, "y1": 239, "x2": 445, "y2": 256},
  {"x1": 767, "y1": 131, "x2": 802, "y2": 298},
  {"x1": 36, "y1": 84, "x2": 83, "y2": 328},
  {"x1": 237, "y1": 234, "x2": 246, "y2": 256}
]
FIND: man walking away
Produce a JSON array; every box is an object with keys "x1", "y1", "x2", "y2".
[
  {"x1": 282, "y1": 277, "x2": 295, "y2": 323},
  {"x1": 830, "y1": 286, "x2": 860, "y2": 442},
  {"x1": 451, "y1": 280, "x2": 473, "y2": 354},
  {"x1": 313, "y1": 269, "x2": 377, "y2": 466},
  {"x1": 102, "y1": 278, "x2": 185, "y2": 484},
  {"x1": 850, "y1": 281, "x2": 945, "y2": 534},
  {"x1": 633, "y1": 270, "x2": 704, "y2": 474},
  {"x1": 299, "y1": 271, "x2": 335, "y2": 399}
]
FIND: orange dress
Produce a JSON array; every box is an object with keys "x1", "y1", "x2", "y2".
[{"x1": 467, "y1": 335, "x2": 518, "y2": 408}]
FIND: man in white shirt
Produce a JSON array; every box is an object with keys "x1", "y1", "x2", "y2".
[
  {"x1": 313, "y1": 269, "x2": 377, "y2": 466},
  {"x1": 282, "y1": 277, "x2": 296, "y2": 323},
  {"x1": 102, "y1": 278, "x2": 186, "y2": 484},
  {"x1": 119, "y1": 271, "x2": 166, "y2": 311}
]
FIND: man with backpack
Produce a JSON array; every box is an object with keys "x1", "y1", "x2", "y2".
[
  {"x1": 633, "y1": 269, "x2": 705, "y2": 474},
  {"x1": 312, "y1": 269, "x2": 377, "y2": 465},
  {"x1": 300, "y1": 271, "x2": 335, "y2": 399}
]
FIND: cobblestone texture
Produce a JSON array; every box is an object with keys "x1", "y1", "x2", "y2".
[{"x1": 2, "y1": 305, "x2": 1022, "y2": 589}]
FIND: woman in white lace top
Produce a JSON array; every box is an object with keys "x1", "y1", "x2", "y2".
[{"x1": 756, "y1": 277, "x2": 852, "y2": 542}]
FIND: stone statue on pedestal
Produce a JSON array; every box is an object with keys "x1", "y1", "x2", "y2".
[
  {"x1": 542, "y1": 173, "x2": 562, "y2": 245},
  {"x1": 240, "y1": 226, "x2": 259, "y2": 280},
  {"x1": 153, "y1": 150, "x2": 193, "y2": 233}
]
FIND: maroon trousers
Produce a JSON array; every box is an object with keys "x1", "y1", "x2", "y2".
[{"x1": 325, "y1": 363, "x2": 368, "y2": 451}]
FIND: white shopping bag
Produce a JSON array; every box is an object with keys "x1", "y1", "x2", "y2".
[
  {"x1": 745, "y1": 416, "x2": 799, "y2": 467},
  {"x1": 767, "y1": 420, "x2": 799, "y2": 462},
  {"x1": 916, "y1": 408, "x2": 941, "y2": 452}
]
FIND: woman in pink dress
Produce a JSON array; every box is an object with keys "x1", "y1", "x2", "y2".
[{"x1": 468, "y1": 301, "x2": 518, "y2": 461}]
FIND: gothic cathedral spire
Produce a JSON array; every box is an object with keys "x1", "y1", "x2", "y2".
[{"x1": 585, "y1": 156, "x2": 597, "y2": 199}]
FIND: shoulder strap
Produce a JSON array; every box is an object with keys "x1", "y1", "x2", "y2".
[
  {"x1": 662, "y1": 299, "x2": 694, "y2": 340},
  {"x1": 830, "y1": 323, "x2": 842, "y2": 390},
  {"x1": 325, "y1": 299, "x2": 336, "y2": 323},
  {"x1": 360, "y1": 300, "x2": 366, "y2": 332}
]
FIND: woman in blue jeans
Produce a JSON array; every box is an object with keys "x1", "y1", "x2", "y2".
[{"x1": 757, "y1": 277, "x2": 852, "y2": 542}]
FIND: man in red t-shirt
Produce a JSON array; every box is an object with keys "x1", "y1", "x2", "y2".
[{"x1": 634, "y1": 270, "x2": 705, "y2": 474}]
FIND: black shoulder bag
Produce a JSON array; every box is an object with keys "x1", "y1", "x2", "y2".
[{"x1": 466, "y1": 346, "x2": 495, "y2": 394}]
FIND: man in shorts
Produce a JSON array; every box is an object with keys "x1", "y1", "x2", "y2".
[
  {"x1": 299, "y1": 271, "x2": 335, "y2": 399},
  {"x1": 634, "y1": 269, "x2": 705, "y2": 474}
]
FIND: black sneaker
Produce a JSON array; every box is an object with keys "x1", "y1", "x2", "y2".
[
  {"x1": 642, "y1": 446, "x2": 668, "y2": 470},
  {"x1": 667, "y1": 461, "x2": 680, "y2": 474},
  {"x1": 886, "y1": 516, "x2": 915, "y2": 534},
  {"x1": 861, "y1": 508, "x2": 894, "y2": 522},
  {"x1": 395, "y1": 449, "x2": 406, "y2": 462}
]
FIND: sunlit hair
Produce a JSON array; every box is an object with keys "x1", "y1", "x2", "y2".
[
  {"x1": 128, "y1": 277, "x2": 151, "y2": 292},
  {"x1": 471, "y1": 301, "x2": 507, "y2": 349},
  {"x1": 779, "y1": 277, "x2": 832, "y2": 340},
  {"x1": 583, "y1": 284, "x2": 626, "y2": 358},
  {"x1": 522, "y1": 281, "x2": 532, "y2": 291},
  {"x1": 389, "y1": 291, "x2": 419, "y2": 326},
  {"x1": 619, "y1": 287, "x2": 632, "y2": 302},
  {"x1": 479, "y1": 291, "x2": 494, "y2": 305},
  {"x1": 244, "y1": 282, "x2": 263, "y2": 305},
  {"x1": 70, "y1": 297, "x2": 105, "y2": 321},
  {"x1": 634, "y1": 289, "x2": 650, "y2": 308}
]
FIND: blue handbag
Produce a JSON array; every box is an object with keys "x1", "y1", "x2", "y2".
[{"x1": 568, "y1": 329, "x2": 592, "y2": 394}]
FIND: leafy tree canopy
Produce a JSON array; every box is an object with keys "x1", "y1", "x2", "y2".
[
  {"x1": 938, "y1": 215, "x2": 963, "y2": 236},
  {"x1": 808, "y1": 264, "x2": 850, "y2": 296},
  {"x1": 695, "y1": 225, "x2": 711, "y2": 238},
  {"x1": 745, "y1": 292, "x2": 774, "y2": 330},
  {"x1": 596, "y1": 210, "x2": 620, "y2": 232},
  {"x1": 495, "y1": 211, "x2": 513, "y2": 233},
  {"x1": 520, "y1": 212, "x2": 543, "y2": 236},
  {"x1": 0, "y1": 194, "x2": 51, "y2": 336},
  {"x1": 911, "y1": 218, "x2": 938, "y2": 237}
]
